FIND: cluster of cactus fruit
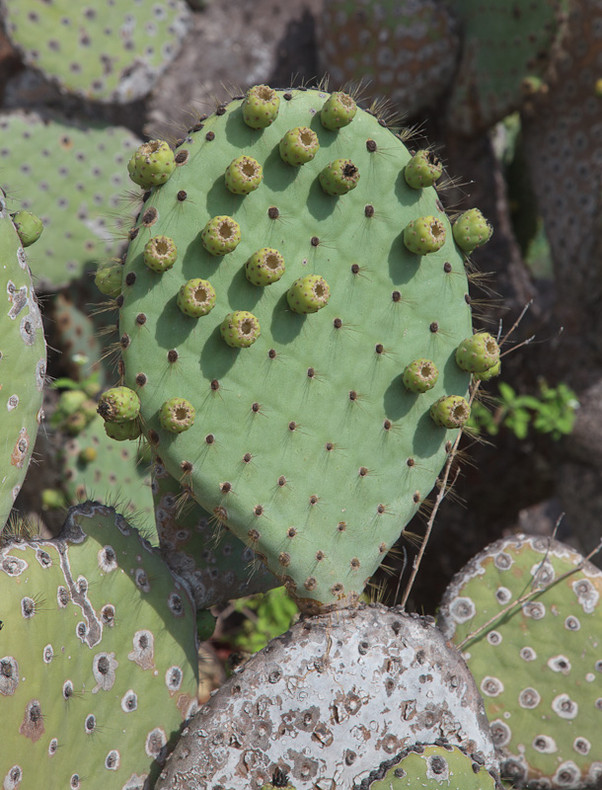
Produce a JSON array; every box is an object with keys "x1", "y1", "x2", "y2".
[{"x1": 2, "y1": 77, "x2": 600, "y2": 790}]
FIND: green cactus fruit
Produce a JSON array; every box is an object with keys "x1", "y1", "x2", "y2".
[
  {"x1": 0, "y1": 111, "x2": 142, "y2": 289},
  {"x1": 475, "y1": 358, "x2": 501, "y2": 382},
  {"x1": 41, "y1": 488, "x2": 67, "y2": 510},
  {"x1": 245, "y1": 248, "x2": 286, "y2": 286},
  {"x1": 95, "y1": 260, "x2": 123, "y2": 299},
  {"x1": 319, "y1": 158, "x2": 360, "y2": 195},
  {"x1": 144, "y1": 235, "x2": 178, "y2": 273},
  {"x1": 0, "y1": 0, "x2": 191, "y2": 103},
  {"x1": 367, "y1": 744, "x2": 500, "y2": 789},
  {"x1": 430, "y1": 395, "x2": 471, "y2": 428},
  {"x1": 58, "y1": 389, "x2": 88, "y2": 416},
  {"x1": 455, "y1": 332, "x2": 500, "y2": 373},
  {"x1": 201, "y1": 215, "x2": 241, "y2": 256},
  {"x1": 177, "y1": 279, "x2": 216, "y2": 317},
  {"x1": 128, "y1": 140, "x2": 176, "y2": 189},
  {"x1": 403, "y1": 215, "x2": 447, "y2": 255},
  {"x1": 0, "y1": 193, "x2": 46, "y2": 527},
  {"x1": 151, "y1": 460, "x2": 278, "y2": 609},
  {"x1": 97, "y1": 386, "x2": 141, "y2": 423},
  {"x1": 404, "y1": 150, "x2": 443, "y2": 189},
  {"x1": 242, "y1": 84, "x2": 281, "y2": 129},
  {"x1": 279, "y1": 126, "x2": 320, "y2": 165},
  {"x1": 118, "y1": 86, "x2": 475, "y2": 611},
  {"x1": 11, "y1": 210, "x2": 43, "y2": 247},
  {"x1": 104, "y1": 417, "x2": 142, "y2": 442},
  {"x1": 438, "y1": 534, "x2": 602, "y2": 789},
  {"x1": 159, "y1": 398, "x2": 196, "y2": 433},
  {"x1": 452, "y1": 208, "x2": 494, "y2": 253},
  {"x1": 224, "y1": 155, "x2": 263, "y2": 195},
  {"x1": 320, "y1": 91, "x2": 357, "y2": 130},
  {"x1": 220, "y1": 311, "x2": 261, "y2": 348},
  {"x1": 403, "y1": 358, "x2": 439, "y2": 393},
  {"x1": 286, "y1": 274, "x2": 331, "y2": 314},
  {"x1": 79, "y1": 446, "x2": 98, "y2": 464},
  {"x1": 0, "y1": 501, "x2": 198, "y2": 789}
]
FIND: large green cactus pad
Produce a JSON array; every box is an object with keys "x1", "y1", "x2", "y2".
[
  {"x1": 438, "y1": 534, "x2": 602, "y2": 788},
  {"x1": 0, "y1": 0, "x2": 191, "y2": 103},
  {"x1": 0, "y1": 192, "x2": 46, "y2": 527},
  {"x1": 119, "y1": 87, "x2": 473, "y2": 610},
  {"x1": 0, "y1": 111, "x2": 141, "y2": 289},
  {"x1": 0, "y1": 501, "x2": 198, "y2": 790}
]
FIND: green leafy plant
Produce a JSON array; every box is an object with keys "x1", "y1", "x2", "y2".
[{"x1": 231, "y1": 587, "x2": 299, "y2": 654}]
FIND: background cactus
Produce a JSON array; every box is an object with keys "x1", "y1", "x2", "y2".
[{"x1": 118, "y1": 85, "x2": 478, "y2": 612}]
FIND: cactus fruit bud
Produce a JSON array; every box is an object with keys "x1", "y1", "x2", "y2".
[
  {"x1": 177, "y1": 278, "x2": 217, "y2": 317},
  {"x1": 319, "y1": 159, "x2": 360, "y2": 195},
  {"x1": 455, "y1": 332, "x2": 500, "y2": 373},
  {"x1": 94, "y1": 260, "x2": 123, "y2": 298},
  {"x1": 403, "y1": 216, "x2": 446, "y2": 254},
  {"x1": 403, "y1": 358, "x2": 439, "y2": 393},
  {"x1": 279, "y1": 127, "x2": 320, "y2": 166},
  {"x1": 104, "y1": 418, "x2": 141, "y2": 441},
  {"x1": 143, "y1": 235, "x2": 178, "y2": 273},
  {"x1": 245, "y1": 248, "x2": 286, "y2": 286},
  {"x1": 78, "y1": 447, "x2": 98, "y2": 464},
  {"x1": 220, "y1": 311, "x2": 261, "y2": 348},
  {"x1": 225, "y1": 155, "x2": 263, "y2": 195},
  {"x1": 159, "y1": 397, "x2": 196, "y2": 433},
  {"x1": 474, "y1": 358, "x2": 501, "y2": 381},
  {"x1": 430, "y1": 395, "x2": 471, "y2": 428},
  {"x1": 201, "y1": 215, "x2": 241, "y2": 256},
  {"x1": 404, "y1": 150, "x2": 443, "y2": 189},
  {"x1": 59, "y1": 389, "x2": 88, "y2": 416},
  {"x1": 127, "y1": 140, "x2": 176, "y2": 188},
  {"x1": 11, "y1": 210, "x2": 43, "y2": 247},
  {"x1": 242, "y1": 84, "x2": 281, "y2": 129},
  {"x1": 452, "y1": 208, "x2": 493, "y2": 252},
  {"x1": 320, "y1": 91, "x2": 357, "y2": 130},
  {"x1": 41, "y1": 488, "x2": 66, "y2": 509},
  {"x1": 287, "y1": 274, "x2": 331, "y2": 314},
  {"x1": 97, "y1": 386, "x2": 141, "y2": 423}
]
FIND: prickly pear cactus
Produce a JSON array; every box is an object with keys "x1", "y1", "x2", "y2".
[
  {"x1": 152, "y1": 459, "x2": 278, "y2": 609},
  {"x1": 316, "y1": 0, "x2": 460, "y2": 117},
  {"x1": 0, "y1": 0, "x2": 191, "y2": 103},
  {"x1": 118, "y1": 86, "x2": 479, "y2": 611},
  {"x1": 362, "y1": 743, "x2": 501, "y2": 789},
  {"x1": 0, "y1": 111, "x2": 141, "y2": 288},
  {"x1": 0, "y1": 190, "x2": 46, "y2": 527},
  {"x1": 0, "y1": 501, "x2": 198, "y2": 790},
  {"x1": 438, "y1": 534, "x2": 602, "y2": 789}
]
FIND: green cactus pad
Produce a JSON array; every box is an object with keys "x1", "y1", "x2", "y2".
[
  {"x1": 438, "y1": 534, "x2": 602, "y2": 788},
  {"x1": 119, "y1": 87, "x2": 474, "y2": 611},
  {"x1": 0, "y1": 111, "x2": 141, "y2": 289},
  {"x1": 366, "y1": 744, "x2": 500, "y2": 789},
  {"x1": 0, "y1": 193, "x2": 46, "y2": 527},
  {"x1": 0, "y1": 502, "x2": 198, "y2": 789},
  {"x1": 0, "y1": 0, "x2": 191, "y2": 103},
  {"x1": 11, "y1": 210, "x2": 43, "y2": 247}
]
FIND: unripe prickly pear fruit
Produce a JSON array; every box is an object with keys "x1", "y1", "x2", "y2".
[
  {"x1": 225, "y1": 155, "x2": 263, "y2": 195},
  {"x1": 403, "y1": 358, "x2": 439, "y2": 393},
  {"x1": 201, "y1": 215, "x2": 241, "y2": 256},
  {"x1": 455, "y1": 332, "x2": 500, "y2": 373},
  {"x1": 279, "y1": 127, "x2": 320, "y2": 165},
  {"x1": 430, "y1": 395, "x2": 471, "y2": 428},
  {"x1": 143, "y1": 235, "x2": 177, "y2": 273},
  {"x1": 287, "y1": 274, "x2": 331, "y2": 314},
  {"x1": 159, "y1": 397, "x2": 196, "y2": 433},
  {"x1": 404, "y1": 150, "x2": 443, "y2": 189},
  {"x1": 104, "y1": 417, "x2": 141, "y2": 441},
  {"x1": 94, "y1": 260, "x2": 123, "y2": 297},
  {"x1": 97, "y1": 386, "x2": 141, "y2": 423},
  {"x1": 79, "y1": 446, "x2": 98, "y2": 464},
  {"x1": 127, "y1": 140, "x2": 176, "y2": 188},
  {"x1": 58, "y1": 389, "x2": 87, "y2": 416},
  {"x1": 452, "y1": 208, "x2": 493, "y2": 252},
  {"x1": 11, "y1": 210, "x2": 43, "y2": 247},
  {"x1": 403, "y1": 215, "x2": 446, "y2": 254},
  {"x1": 320, "y1": 91, "x2": 357, "y2": 130},
  {"x1": 474, "y1": 358, "x2": 501, "y2": 381},
  {"x1": 242, "y1": 84, "x2": 281, "y2": 129},
  {"x1": 245, "y1": 248, "x2": 285, "y2": 286},
  {"x1": 319, "y1": 159, "x2": 360, "y2": 195},
  {"x1": 177, "y1": 278, "x2": 216, "y2": 317},
  {"x1": 220, "y1": 311, "x2": 261, "y2": 348}
]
